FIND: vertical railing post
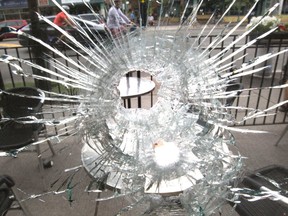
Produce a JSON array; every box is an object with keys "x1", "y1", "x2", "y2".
[
  {"x1": 27, "y1": 0, "x2": 51, "y2": 91},
  {"x1": 0, "y1": 70, "x2": 5, "y2": 90}
]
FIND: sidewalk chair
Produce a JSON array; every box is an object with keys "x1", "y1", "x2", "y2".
[
  {"x1": 232, "y1": 165, "x2": 288, "y2": 216},
  {"x1": 0, "y1": 87, "x2": 56, "y2": 189},
  {"x1": 225, "y1": 81, "x2": 244, "y2": 107},
  {"x1": 0, "y1": 175, "x2": 31, "y2": 216}
]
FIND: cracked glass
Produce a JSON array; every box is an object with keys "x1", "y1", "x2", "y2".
[{"x1": 0, "y1": 0, "x2": 288, "y2": 215}]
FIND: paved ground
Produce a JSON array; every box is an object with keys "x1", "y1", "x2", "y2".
[{"x1": 1, "y1": 123, "x2": 288, "y2": 216}]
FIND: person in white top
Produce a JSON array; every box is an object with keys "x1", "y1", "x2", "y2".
[
  {"x1": 148, "y1": 14, "x2": 154, "y2": 26},
  {"x1": 107, "y1": 0, "x2": 132, "y2": 38}
]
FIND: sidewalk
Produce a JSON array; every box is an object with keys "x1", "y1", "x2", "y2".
[
  {"x1": 1, "y1": 106, "x2": 288, "y2": 216},
  {"x1": 144, "y1": 20, "x2": 248, "y2": 31}
]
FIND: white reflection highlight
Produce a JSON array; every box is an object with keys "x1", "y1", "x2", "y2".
[{"x1": 153, "y1": 139, "x2": 180, "y2": 168}]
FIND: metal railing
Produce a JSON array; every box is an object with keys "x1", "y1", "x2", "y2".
[{"x1": 0, "y1": 34, "x2": 287, "y2": 126}]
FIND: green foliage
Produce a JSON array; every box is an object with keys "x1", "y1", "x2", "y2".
[{"x1": 253, "y1": 21, "x2": 276, "y2": 33}]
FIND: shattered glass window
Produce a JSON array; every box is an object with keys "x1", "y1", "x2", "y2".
[{"x1": 0, "y1": 0, "x2": 288, "y2": 215}]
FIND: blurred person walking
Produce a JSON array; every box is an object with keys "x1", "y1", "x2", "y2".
[
  {"x1": 53, "y1": 5, "x2": 76, "y2": 44},
  {"x1": 106, "y1": 0, "x2": 132, "y2": 38},
  {"x1": 129, "y1": 9, "x2": 136, "y2": 23}
]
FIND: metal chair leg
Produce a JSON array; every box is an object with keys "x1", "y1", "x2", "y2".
[
  {"x1": 43, "y1": 125, "x2": 57, "y2": 156},
  {"x1": 47, "y1": 139, "x2": 56, "y2": 156},
  {"x1": 35, "y1": 144, "x2": 47, "y2": 191},
  {"x1": 275, "y1": 125, "x2": 288, "y2": 146}
]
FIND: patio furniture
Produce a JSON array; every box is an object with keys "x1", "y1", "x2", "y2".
[
  {"x1": 0, "y1": 87, "x2": 56, "y2": 189},
  {"x1": 0, "y1": 175, "x2": 31, "y2": 216},
  {"x1": 233, "y1": 165, "x2": 288, "y2": 216},
  {"x1": 1, "y1": 87, "x2": 45, "y2": 118},
  {"x1": 118, "y1": 76, "x2": 155, "y2": 108},
  {"x1": 225, "y1": 81, "x2": 244, "y2": 106}
]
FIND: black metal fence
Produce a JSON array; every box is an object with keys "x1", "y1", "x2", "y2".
[{"x1": 0, "y1": 34, "x2": 287, "y2": 126}]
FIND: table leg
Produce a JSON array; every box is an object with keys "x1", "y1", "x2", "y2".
[{"x1": 94, "y1": 193, "x2": 101, "y2": 216}]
